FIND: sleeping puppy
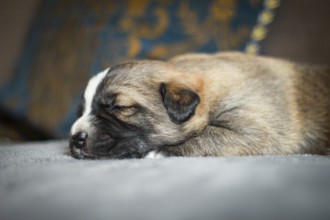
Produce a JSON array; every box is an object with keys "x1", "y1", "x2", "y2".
[{"x1": 69, "y1": 52, "x2": 330, "y2": 159}]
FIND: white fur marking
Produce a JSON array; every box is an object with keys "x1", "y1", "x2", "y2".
[
  {"x1": 145, "y1": 151, "x2": 164, "y2": 159},
  {"x1": 83, "y1": 68, "x2": 110, "y2": 116},
  {"x1": 70, "y1": 68, "x2": 109, "y2": 135}
]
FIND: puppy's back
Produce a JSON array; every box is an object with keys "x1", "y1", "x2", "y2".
[
  {"x1": 292, "y1": 64, "x2": 330, "y2": 154},
  {"x1": 170, "y1": 52, "x2": 330, "y2": 154}
]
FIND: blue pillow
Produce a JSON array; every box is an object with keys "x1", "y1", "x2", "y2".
[{"x1": 0, "y1": 0, "x2": 280, "y2": 139}]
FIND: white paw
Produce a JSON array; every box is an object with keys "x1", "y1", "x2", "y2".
[{"x1": 145, "y1": 151, "x2": 164, "y2": 159}]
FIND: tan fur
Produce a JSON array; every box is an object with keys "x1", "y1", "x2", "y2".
[
  {"x1": 78, "y1": 52, "x2": 330, "y2": 158},
  {"x1": 159, "y1": 52, "x2": 330, "y2": 156}
]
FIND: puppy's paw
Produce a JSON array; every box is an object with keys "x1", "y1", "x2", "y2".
[{"x1": 145, "y1": 151, "x2": 164, "y2": 159}]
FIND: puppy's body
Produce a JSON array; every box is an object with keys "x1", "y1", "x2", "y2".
[
  {"x1": 69, "y1": 52, "x2": 330, "y2": 159},
  {"x1": 165, "y1": 52, "x2": 330, "y2": 156}
]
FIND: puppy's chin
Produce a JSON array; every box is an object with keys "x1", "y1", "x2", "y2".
[
  {"x1": 70, "y1": 141, "x2": 154, "y2": 160},
  {"x1": 69, "y1": 145, "x2": 99, "y2": 160}
]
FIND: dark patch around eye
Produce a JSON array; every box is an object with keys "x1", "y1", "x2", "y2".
[
  {"x1": 92, "y1": 93, "x2": 115, "y2": 114},
  {"x1": 101, "y1": 95, "x2": 116, "y2": 113}
]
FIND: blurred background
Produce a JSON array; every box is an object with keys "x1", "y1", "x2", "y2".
[{"x1": 0, "y1": 0, "x2": 329, "y2": 141}]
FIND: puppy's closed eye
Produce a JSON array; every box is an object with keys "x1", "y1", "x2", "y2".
[
  {"x1": 97, "y1": 104, "x2": 138, "y2": 119},
  {"x1": 112, "y1": 105, "x2": 138, "y2": 117}
]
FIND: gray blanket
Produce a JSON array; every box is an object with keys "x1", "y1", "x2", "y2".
[{"x1": 1, "y1": 141, "x2": 330, "y2": 220}]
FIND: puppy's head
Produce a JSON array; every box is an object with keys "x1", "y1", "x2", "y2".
[{"x1": 69, "y1": 61, "x2": 207, "y2": 159}]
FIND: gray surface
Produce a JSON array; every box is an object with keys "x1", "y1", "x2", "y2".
[{"x1": 0, "y1": 141, "x2": 330, "y2": 220}]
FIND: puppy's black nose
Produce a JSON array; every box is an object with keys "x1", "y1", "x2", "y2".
[{"x1": 71, "y1": 132, "x2": 88, "y2": 149}]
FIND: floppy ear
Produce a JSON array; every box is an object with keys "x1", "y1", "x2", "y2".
[{"x1": 159, "y1": 82, "x2": 200, "y2": 124}]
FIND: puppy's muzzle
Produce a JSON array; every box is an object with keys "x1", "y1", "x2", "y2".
[{"x1": 70, "y1": 131, "x2": 88, "y2": 149}]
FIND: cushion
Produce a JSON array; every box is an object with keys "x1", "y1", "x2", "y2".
[{"x1": 0, "y1": 0, "x2": 280, "y2": 139}]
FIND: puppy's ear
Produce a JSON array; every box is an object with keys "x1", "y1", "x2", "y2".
[{"x1": 160, "y1": 82, "x2": 200, "y2": 124}]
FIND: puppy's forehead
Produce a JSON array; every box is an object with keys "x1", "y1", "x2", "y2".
[
  {"x1": 97, "y1": 62, "x2": 162, "y2": 93},
  {"x1": 103, "y1": 61, "x2": 174, "y2": 84}
]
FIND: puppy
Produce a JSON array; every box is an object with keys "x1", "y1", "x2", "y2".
[{"x1": 69, "y1": 52, "x2": 330, "y2": 159}]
